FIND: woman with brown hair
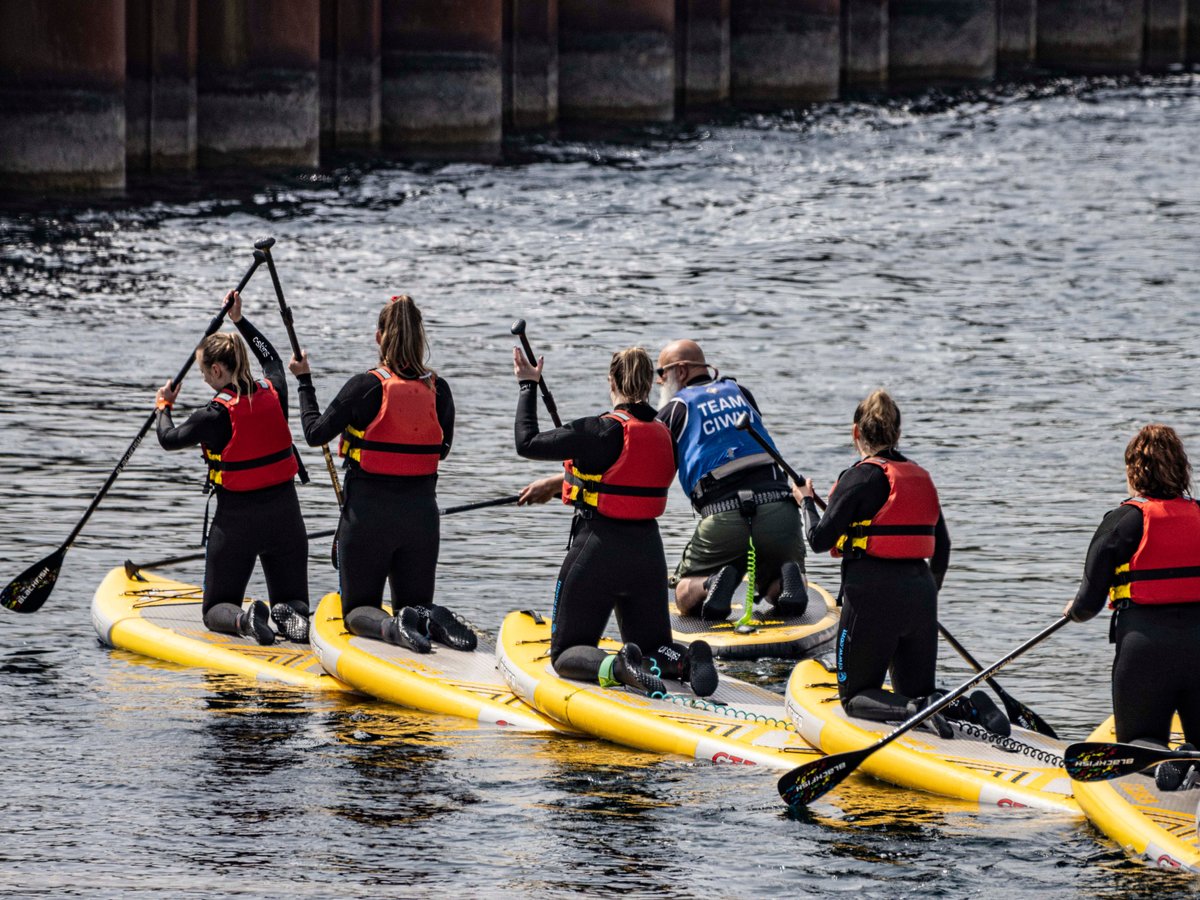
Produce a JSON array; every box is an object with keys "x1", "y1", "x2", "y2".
[
  {"x1": 290, "y1": 295, "x2": 472, "y2": 653},
  {"x1": 156, "y1": 290, "x2": 309, "y2": 646},
  {"x1": 512, "y1": 346, "x2": 718, "y2": 697},
  {"x1": 1065, "y1": 424, "x2": 1200, "y2": 788},
  {"x1": 795, "y1": 390, "x2": 1006, "y2": 736}
]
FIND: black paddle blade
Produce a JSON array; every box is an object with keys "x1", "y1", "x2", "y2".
[
  {"x1": 1064, "y1": 741, "x2": 1200, "y2": 782},
  {"x1": 1, "y1": 547, "x2": 66, "y2": 613},
  {"x1": 777, "y1": 750, "x2": 861, "y2": 809},
  {"x1": 1000, "y1": 693, "x2": 1059, "y2": 740}
]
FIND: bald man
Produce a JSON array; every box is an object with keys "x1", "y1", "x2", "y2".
[{"x1": 656, "y1": 340, "x2": 807, "y2": 621}]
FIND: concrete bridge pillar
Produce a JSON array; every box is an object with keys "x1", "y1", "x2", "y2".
[
  {"x1": 126, "y1": 0, "x2": 196, "y2": 170},
  {"x1": 1190, "y1": 0, "x2": 1200, "y2": 63},
  {"x1": 731, "y1": 0, "x2": 841, "y2": 107},
  {"x1": 997, "y1": 0, "x2": 1036, "y2": 70},
  {"x1": 1037, "y1": 0, "x2": 1143, "y2": 72},
  {"x1": 889, "y1": 0, "x2": 996, "y2": 86},
  {"x1": 558, "y1": 0, "x2": 675, "y2": 123},
  {"x1": 842, "y1": 0, "x2": 888, "y2": 91},
  {"x1": 197, "y1": 0, "x2": 320, "y2": 167},
  {"x1": 503, "y1": 0, "x2": 558, "y2": 132},
  {"x1": 320, "y1": 0, "x2": 380, "y2": 150},
  {"x1": 381, "y1": 0, "x2": 502, "y2": 158},
  {"x1": 0, "y1": 0, "x2": 126, "y2": 190},
  {"x1": 676, "y1": 0, "x2": 730, "y2": 114},
  {"x1": 1143, "y1": 0, "x2": 1186, "y2": 70}
]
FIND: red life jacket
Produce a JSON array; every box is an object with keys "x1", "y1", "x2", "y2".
[
  {"x1": 339, "y1": 368, "x2": 443, "y2": 476},
  {"x1": 1109, "y1": 496, "x2": 1200, "y2": 605},
  {"x1": 830, "y1": 457, "x2": 939, "y2": 559},
  {"x1": 561, "y1": 411, "x2": 676, "y2": 520},
  {"x1": 202, "y1": 380, "x2": 299, "y2": 492}
]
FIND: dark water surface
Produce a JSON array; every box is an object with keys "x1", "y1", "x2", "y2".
[{"x1": 2, "y1": 76, "x2": 1200, "y2": 896}]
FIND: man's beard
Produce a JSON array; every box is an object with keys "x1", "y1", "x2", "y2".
[{"x1": 658, "y1": 370, "x2": 684, "y2": 409}]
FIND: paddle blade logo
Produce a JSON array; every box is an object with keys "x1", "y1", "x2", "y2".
[
  {"x1": 1, "y1": 560, "x2": 58, "y2": 613},
  {"x1": 1064, "y1": 742, "x2": 1136, "y2": 782}
]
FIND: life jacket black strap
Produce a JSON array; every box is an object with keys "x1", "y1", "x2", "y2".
[
  {"x1": 589, "y1": 482, "x2": 669, "y2": 498},
  {"x1": 342, "y1": 434, "x2": 442, "y2": 455},
  {"x1": 206, "y1": 446, "x2": 295, "y2": 472},
  {"x1": 850, "y1": 523, "x2": 937, "y2": 537},
  {"x1": 1116, "y1": 565, "x2": 1200, "y2": 585}
]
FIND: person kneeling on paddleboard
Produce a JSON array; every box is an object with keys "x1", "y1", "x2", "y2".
[
  {"x1": 512, "y1": 346, "x2": 719, "y2": 697},
  {"x1": 289, "y1": 295, "x2": 475, "y2": 654},
  {"x1": 795, "y1": 389, "x2": 1008, "y2": 738},
  {"x1": 1065, "y1": 424, "x2": 1200, "y2": 791},
  {"x1": 155, "y1": 290, "x2": 310, "y2": 646}
]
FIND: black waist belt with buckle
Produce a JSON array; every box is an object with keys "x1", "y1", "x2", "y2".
[{"x1": 699, "y1": 489, "x2": 792, "y2": 519}]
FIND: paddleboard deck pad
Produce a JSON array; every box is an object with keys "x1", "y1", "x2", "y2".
[
  {"x1": 91, "y1": 566, "x2": 350, "y2": 691},
  {"x1": 786, "y1": 656, "x2": 1079, "y2": 814},
  {"x1": 670, "y1": 582, "x2": 838, "y2": 660},
  {"x1": 311, "y1": 593, "x2": 569, "y2": 732},
  {"x1": 1072, "y1": 716, "x2": 1200, "y2": 872},
  {"x1": 497, "y1": 609, "x2": 821, "y2": 769}
]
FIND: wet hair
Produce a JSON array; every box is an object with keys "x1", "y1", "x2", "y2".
[
  {"x1": 1125, "y1": 424, "x2": 1191, "y2": 498},
  {"x1": 854, "y1": 389, "x2": 902, "y2": 453},
  {"x1": 198, "y1": 332, "x2": 253, "y2": 399},
  {"x1": 378, "y1": 295, "x2": 435, "y2": 387},
  {"x1": 609, "y1": 347, "x2": 654, "y2": 404}
]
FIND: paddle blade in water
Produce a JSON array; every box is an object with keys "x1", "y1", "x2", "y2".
[
  {"x1": 1, "y1": 547, "x2": 66, "y2": 613},
  {"x1": 777, "y1": 750, "x2": 861, "y2": 809}
]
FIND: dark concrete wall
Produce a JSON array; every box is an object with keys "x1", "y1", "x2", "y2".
[
  {"x1": 1037, "y1": 0, "x2": 1144, "y2": 72},
  {"x1": 504, "y1": 0, "x2": 558, "y2": 131},
  {"x1": 997, "y1": 0, "x2": 1036, "y2": 69},
  {"x1": 0, "y1": 0, "x2": 126, "y2": 189},
  {"x1": 381, "y1": 0, "x2": 502, "y2": 158},
  {"x1": 1143, "y1": 0, "x2": 1185, "y2": 70},
  {"x1": 843, "y1": 0, "x2": 888, "y2": 90},
  {"x1": 320, "y1": 0, "x2": 380, "y2": 149},
  {"x1": 1190, "y1": 0, "x2": 1200, "y2": 61},
  {"x1": 197, "y1": 0, "x2": 320, "y2": 167},
  {"x1": 731, "y1": 0, "x2": 841, "y2": 107},
  {"x1": 676, "y1": 0, "x2": 730, "y2": 112},
  {"x1": 559, "y1": 0, "x2": 675, "y2": 123},
  {"x1": 889, "y1": 0, "x2": 997, "y2": 86},
  {"x1": 126, "y1": 0, "x2": 196, "y2": 170}
]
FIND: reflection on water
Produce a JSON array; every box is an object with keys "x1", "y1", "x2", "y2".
[{"x1": 2, "y1": 75, "x2": 1200, "y2": 895}]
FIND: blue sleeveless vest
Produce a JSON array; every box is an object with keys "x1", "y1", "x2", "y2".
[{"x1": 670, "y1": 378, "x2": 780, "y2": 498}]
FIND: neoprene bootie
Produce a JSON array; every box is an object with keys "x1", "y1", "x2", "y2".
[
  {"x1": 907, "y1": 692, "x2": 954, "y2": 740},
  {"x1": 237, "y1": 600, "x2": 275, "y2": 646},
  {"x1": 683, "y1": 640, "x2": 718, "y2": 698},
  {"x1": 611, "y1": 644, "x2": 665, "y2": 697},
  {"x1": 384, "y1": 606, "x2": 431, "y2": 654},
  {"x1": 270, "y1": 602, "x2": 310, "y2": 643},
  {"x1": 701, "y1": 566, "x2": 737, "y2": 621},
  {"x1": 774, "y1": 562, "x2": 809, "y2": 618},
  {"x1": 418, "y1": 604, "x2": 478, "y2": 652},
  {"x1": 945, "y1": 691, "x2": 1011, "y2": 738},
  {"x1": 1155, "y1": 743, "x2": 1198, "y2": 791}
]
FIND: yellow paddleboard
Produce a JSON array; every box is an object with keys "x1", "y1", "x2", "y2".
[
  {"x1": 1072, "y1": 716, "x2": 1200, "y2": 872},
  {"x1": 311, "y1": 593, "x2": 570, "y2": 732},
  {"x1": 670, "y1": 581, "x2": 838, "y2": 660},
  {"x1": 785, "y1": 656, "x2": 1079, "y2": 815},
  {"x1": 91, "y1": 566, "x2": 350, "y2": 691},
  {"x1": 497, "y1": 609, "x2": 821, "y2": 768}
]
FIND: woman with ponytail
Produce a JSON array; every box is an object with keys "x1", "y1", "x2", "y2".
[
  {"x1": 289, "y1": 295, "x2": 471, "y2": 653},
  {"x1": 155, "y1": 290, "x2": 310, "y2": 646},
  {"x1": 511, "y1": 346, "x2": 719, "y2": 698}
]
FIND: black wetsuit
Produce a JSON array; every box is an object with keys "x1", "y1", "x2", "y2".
[
  {"x1": 801, "y1": 449, "x2": 951, "y2": 721},
  {"x1": 1067, "y1": 498, "x2": 1200, "y2": 746},
  {"x1": 296, "y1": 367, "x2": 454, "y2": 639},
  {"x1": 155, "y1": 317, "x2": 308, "y2": 634},
  {"x1": 515, "y1": 383, "x2": 677, "y2": 682}
]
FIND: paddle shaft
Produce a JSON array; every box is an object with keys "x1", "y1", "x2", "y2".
[
  {"x1": 734, "y1": 415, "x2": 825, "y2": 509},
  {"x1": 258, "y1": 242, "x2": 344, "y2": 508},
  {"x1": 512, "y1": 322, "x2": 562, "y2": 428},
  {"x1": 1065, "y1": 741, "x2": 1200, "y2": 782}
]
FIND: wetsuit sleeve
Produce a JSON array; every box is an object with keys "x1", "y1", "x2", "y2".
[
  {"x1": 1067, "y1": 504, "x2": 1145, "y2": 622},
  {"x1": 296, "y1": 372, "x2": 380, "y2": 448},
  {"x1": 234, "y1": 316, "x2": 288, "y2": 415},
  {"x1": 655, "y1": 399, "x2": 687, "y2": 466},
  {"x1": 930, "y1": 513, "x2": 950, "y2": 589},
  {"x1": 803, "y1": 465, "x2": 880, "y2": 553},
  {"x1": 436, "y1": 377, "x2": 454, "y2": 459},
  {"x1": 737, "y1": 383, "x2": 763, "y2": 414},
  {"x1": 514, "y1": 383, "x2": 623, "y2": 468},
  {"x1": 156, "y1": 402, "x2": 231, "y2": 451}
]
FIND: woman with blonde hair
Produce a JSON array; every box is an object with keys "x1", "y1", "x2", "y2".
[
  {"x1": 795, "y1": 390, "x2": 1004, "y2": 736},
  {"x1": 1065, "y1": 424, "x2": 1200, "y2": 789},
  {"x1": 156, "y1": 290, "x2": 309, "y2": 646},
  {"x1": 512, "y1": 346, "x2": 718, "y2": 697},
  {"x1": 290, "y1": 295, "x2": 472, "y2": 653}
]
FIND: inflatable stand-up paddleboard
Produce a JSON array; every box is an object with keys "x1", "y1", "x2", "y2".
[
  {"x1": 1072, "y1": 716, "x2": 1200, "y2": 872},
  {"x1": 786, "y1": 656, "x2": 1079, "y2": 814},
  {"x1": 311, "y1": 593, "x2": 571, "y2": 732},
  {"x1": 91, "y1": 566, "x2": 351, "y2": 691},
  {"x1": 670, "y1": 581, "x2": 838, "y2": 660},
  {"x1": 497, "y1": 609, "x2": 821, "y2": 768}
]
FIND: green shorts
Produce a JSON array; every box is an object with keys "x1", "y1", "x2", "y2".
[{"x1": 670, "y1": 498, "x2": 806, "y2": 593}]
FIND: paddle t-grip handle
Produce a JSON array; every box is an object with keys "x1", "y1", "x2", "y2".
[
  {"x1": 253, "y1": 237, "x2": 276, "y2": 251},
  {"x1": 510, "y1": 318, "x2": 562, "y2": 428}
]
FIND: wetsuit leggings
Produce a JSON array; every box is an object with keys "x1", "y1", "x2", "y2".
[
  {"x1": 551, "y1": 515, "x2": 676, "y2": 681},
  {"x1": 203, "y1": 481, "x2": 308, "y2": 634},
  {"x1": 1112, "y1": 603, "x2": 1200, "y2": 747},
  {"x1": 338, "y1": 474, "x2": 440, "y2": 639},
  {"x1": 836, "y1": 557, "x2": 938, "y2": 721}
]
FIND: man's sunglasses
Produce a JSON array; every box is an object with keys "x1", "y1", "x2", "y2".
[{"x1": 655, "y1": 361, "x2": 695, "y2": 378}]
